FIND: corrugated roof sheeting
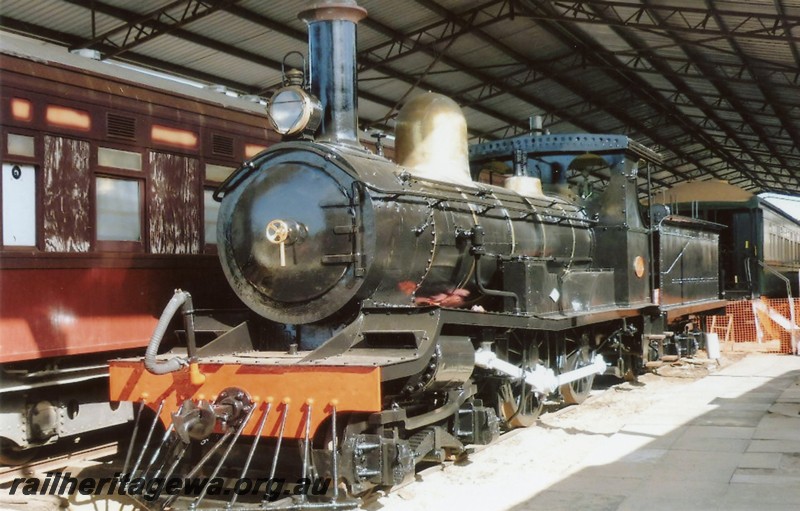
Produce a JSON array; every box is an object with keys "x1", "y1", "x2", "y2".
[
  {"x1": 462, "y1": 109, "x2": 510, "y2": 136},
  {"x1": 240, "y1": 0, "x2": 306, "y2": 31},
  {"x1": 357, "y1": 24, "x2": 401, "y2": 49},
  {"x1": 520, "y1": 82, "x2": 584, "y2": 118},
  {"x1": 380, "y1": 52, "x2": 465, "y2": 88},
  {"x1": 0, "y1": 0, "x2": 798, "y2": 194},
  {"x1": 632, "y1": 71, "x2": 675, "y2": 94},
  {"x1": 579, "y1": 23, "x2": 639, "y2": 55},
  {"x1": 102, "y1": 0, "x2": 169, "y2": 14},
  {"x1": 360, "y1": 0, "x2": 440, "y2": 35},
  {"x1": 750, "y1": 113, "x2": 783, "y2": 129},
  {"x1": 768, "y1": 75, "x2": 800, "y2": 97},
  {"x1": 471, "y1": 93, "x2": 532, "y2": 115},
  {"x1": 174, "y1": 51, "x2": 280, "y2": 90},
  {"x1": 737, "y1": 38, "x2": 796, "y2": 64},
  {"x1": 445, "y1": 39, "x2": 514, "y2": 68},
  {"x1": 1, "y1": 0, "x2": 119, "y2": 40},
  {"x1": 437, "y1": 0, "x2": 488, "y2": 11},
  {"x1": 132, "y1": 34, "x2": 218, "y2": 68},
  {"x1": 483, "y1": 22, "x2": 569, "y2": 61},
  {"x1": 574, "y1": 110, "x2": 625, "y2": 132},
  {"x1": 715, "y1": 0, "x2": 779, "y2": 14},
  {"x1": 186, "y1": 11, "x2": 278, "y2": 50}
]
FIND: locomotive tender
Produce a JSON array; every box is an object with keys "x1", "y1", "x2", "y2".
[
  {"x1": 109, "y1": 1, "x2": 726, "y2": 506},
  {"x1": 657, "y1": 180, "x2": 800, "y2": 299}
]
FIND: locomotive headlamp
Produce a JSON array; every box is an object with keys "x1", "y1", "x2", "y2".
[{"x1": 266, "y1": 86, "x2": 322, "y2": 136}]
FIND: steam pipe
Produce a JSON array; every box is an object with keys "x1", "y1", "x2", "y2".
[
  {"x1": 464, "y1": 225, "x2": 521, "y2": 313},
  {"x1": 299, "y1": 1, "x2": 367, "y2": 146}
]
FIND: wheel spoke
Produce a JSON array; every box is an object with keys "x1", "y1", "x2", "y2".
[
  {"x1": 495, "y1": 338, "x2": 543, "y2": 428},
  {"x1": 560, "y1": 344, "x2": 595, "y2": 405}
]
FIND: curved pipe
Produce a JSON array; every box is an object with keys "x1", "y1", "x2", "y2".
[
  {"x1": 474, "y1": 253, "x2": 520, "y2": 314},
  {"x1": 144, "y1": 290, "x2": 192, "y2": 375},
  {"x1": 466, "y1": 225, "x2": 521, "y2": 313}
]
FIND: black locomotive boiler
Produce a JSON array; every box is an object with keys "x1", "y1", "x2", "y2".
[{"x1": 109, "y1": 1, "x2": 726, "y2": 507}]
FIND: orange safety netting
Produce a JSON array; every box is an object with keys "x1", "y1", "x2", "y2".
[{"x1": 708, "y1": 298, "x2": 799, "y2": 354}]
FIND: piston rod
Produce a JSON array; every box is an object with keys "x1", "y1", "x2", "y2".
[{"x1": 474, "y1": 347, "x2": 606, "y2": 396}]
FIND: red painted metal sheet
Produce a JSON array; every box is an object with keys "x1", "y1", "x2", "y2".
[{"x1": 0, "y1": 256, "x2": 239, "y2": 363}]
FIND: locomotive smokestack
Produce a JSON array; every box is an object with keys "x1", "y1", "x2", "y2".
[{"x1": 299, "y1": 1, "x2": 367, "y2": 146}]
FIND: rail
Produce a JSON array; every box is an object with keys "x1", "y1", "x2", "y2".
[{"x1": 0, "y1": 442, "x2": 118, "y2": 485}]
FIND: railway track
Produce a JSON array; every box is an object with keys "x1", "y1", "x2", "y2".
[{"x1": 0, "y1": 441, "x2": 118, "y2": 485}]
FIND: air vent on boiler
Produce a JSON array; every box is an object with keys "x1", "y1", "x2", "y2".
[
  {"x1": 212, "y1": 134, "x2": 235, "y2": 157},
  {"x1": 106, "y1": 113, "x2": 136, "y2": 140}
]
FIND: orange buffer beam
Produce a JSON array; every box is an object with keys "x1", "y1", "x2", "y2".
[{"x1": 109, "y1": 361, "x2": 382, "y2": 439}]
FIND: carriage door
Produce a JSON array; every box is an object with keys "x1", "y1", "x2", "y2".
[{"x1": 2, "y1": 163, "x2": 36, "y2": 246}]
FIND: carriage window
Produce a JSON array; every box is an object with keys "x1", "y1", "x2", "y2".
[
  {"x1": 204, "y1": 189, "x2": 220, "y2": 245},
  {"x1": 2, "y1": 164, "x2": 36, "y2": 246},
  {"x1": 7, "y1": 133, "x2": 35, "y2": 157},
  {"x1": 98, "y1": 147, "x2": 141, "y2": 171},
  {"x1": 96, "y1": 177, "x2": 141, "y2": 241},
  {"x1": 11, "y1": 98, "x2": 32, "y2": 122},
  {"x1": 46, "y1": 105, "x2": 91, "y2": 130},
  {"x1": 205, "y1": 163, "x2": 235, "y2": 183},
  {"x1": 151, "y1": 124, "x2": 197, "y2": 149}
]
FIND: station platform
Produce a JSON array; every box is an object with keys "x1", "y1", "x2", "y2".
[
  {"x1": 380, "y1": 353, "x2": 800, "y2": 511},
  {"x1": 520, "y1": 353, "x2": 800, "y2": 511}
]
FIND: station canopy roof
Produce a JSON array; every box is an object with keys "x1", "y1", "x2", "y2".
[{"x1": 2, "y1": 0, "x2": 799, "y2": 197}]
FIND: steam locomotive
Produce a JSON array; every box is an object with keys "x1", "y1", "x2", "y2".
[{"x1": 108, "y1": 1, "x2": 726, "y2": 507}]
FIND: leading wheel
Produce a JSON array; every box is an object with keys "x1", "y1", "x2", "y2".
[
  {"x1": 560, "y1": 344, "x2": 595, "y2": 405},
  {"x1": 496, "y1": 338, "x2": 543, "y2": 428}
]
